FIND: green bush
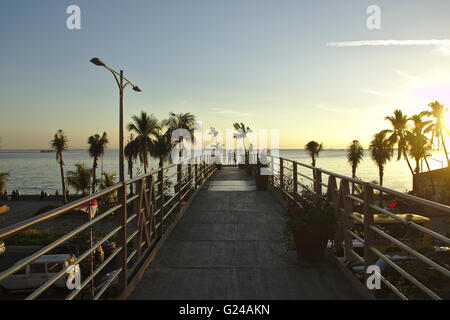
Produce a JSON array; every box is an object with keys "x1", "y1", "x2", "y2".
[{"x1": 5, "y1": 229, "x2": 66, "y2": 246}]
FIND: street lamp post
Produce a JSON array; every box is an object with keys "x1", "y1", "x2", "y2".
[
  {"x1": 90, "y1": 57, "x2": 141, "y2": 182},
  {"x1": 90, "y1": 57, "x2": 141, "y2": 295}
]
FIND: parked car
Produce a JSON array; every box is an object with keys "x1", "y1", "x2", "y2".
[{"x1": 0, "y1": 254, "x2": 77, "y2": 295}]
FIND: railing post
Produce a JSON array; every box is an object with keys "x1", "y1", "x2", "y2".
[
  {"x1": 363, "y1": 184, "x2": 376, "y2": 274},
  {"x1": 117, "y1": 182, "x2": 128, "y2": 295},
  {"x1": 270, "y1": 157, "x2": 275, "y2": 187},
  {"x1": 177, "y1": 163, "x2": 182, "y2": 211},
  {"x1": 328, "y1": 176, "x2": 343, "y2": 254},
  {"x1": 279, "y1": 158, "x2": 284, "y2": 191},
  {"x1": 314, "y1": 169, "x2": 322, "y2": 196},
  {"x1": 341, "y1": 180, "x2": 354, "y2": 262},
  {"x1": 293, "y1": 162, "x2": 298, "y2": 194},
  {"x1": 195, "y1": 162, "x2": 199, "y2": 188},
  {"x1": 158, "y1": 169, "x2": 164, "y2": 237},
  {"x1": 133, "y1": 179, "x2": 142, "y2": 256},
  {"x1": 188, "y1": 160, "x2": 192, "y2": 196}
]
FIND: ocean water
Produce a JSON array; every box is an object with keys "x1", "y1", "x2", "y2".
[{"x1": 0, "y1": 149, "x2": 447, "y2": 194}]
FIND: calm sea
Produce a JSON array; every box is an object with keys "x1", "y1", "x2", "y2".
[{"x1": 0, "y1": 149, "x2": 447, "y2": 194}]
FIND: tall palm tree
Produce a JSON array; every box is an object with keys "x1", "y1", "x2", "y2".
[
  {"x1": 66, "y1": 163, "x2": 94, "y2": 196},
  {"x1": 232, "y1": 122, "x2": 252, "y2": 151},
  {"x1": 0, "y1": 172, "x2": 9, "y2": 192},
  {"x1": 408, "y1": 114, "x2": 435, "y2": 194},
  {"x1": 87, "y1": 132, "x2": 109, "y2": 194},
  {"x1": 422, "y1": 100, "x2": 449, "y2": 165},
  {"x1": 369, "y1": 131, "x2": 394, "y2": 205},
  {"x1": 305, "y1": 141, "x2": 323, "y2": 167},
  {"x1": 382, "y1": 109, "x2": 414, "y2": 175},
  {"x1": 164, "y1": 112, "x2": 196, "y2": 159},
  {"x1": 233, "y1": 122, "x2": 252, "y2": 165},
  {"x1": 50, "y1": 129, "x2": 68, "y2": 204},
  {"x1": 124, "y1": 134, "x2": 139, "y2": 193},
  {"x1": 346, "y1": 140, "x2": 365, "y2": 194},
  {"x1": 127, "y1": 111, "x2": 159, "y2": 173},
  {"x1": 149, "y1": 126, "x2": 173, "y2": 168},
  {"x1": 406, "y1": 130, "x2": 432, "y2": 174}
]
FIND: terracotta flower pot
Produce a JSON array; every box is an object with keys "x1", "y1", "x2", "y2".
[
  {"x1": 292, "y1": 224, "x2": 331, "y2": 262},
  {"x1": 255, "y1": 174, "x2": 268, "y2": 191},
  {"x1": 245, "y1": 164, "x2": 255, "y2": 176}
]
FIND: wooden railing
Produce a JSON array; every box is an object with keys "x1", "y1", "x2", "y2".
[
  {"x1": 0, "y1": 155, "x2": 216, "y2": 300},
  {"x1": 268, "y1": 155, "x2": 450, "y2": 300}
]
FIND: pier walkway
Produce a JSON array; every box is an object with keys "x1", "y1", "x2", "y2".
[{"x1": 129, "y1": 167, "x2": 366, "y2": 300}]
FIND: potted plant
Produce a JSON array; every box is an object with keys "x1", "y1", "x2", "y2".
[
  {"x1": 284, "y1": 190, "x2": 335, "y2": 262},
  {"x1": 254, "y1": 160, "x2": 269, "y2": 190}
]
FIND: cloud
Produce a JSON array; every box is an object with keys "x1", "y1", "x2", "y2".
[
  {"x1": 395, "y1": 70, "x2": 421, "y2": 82},
  {"x1": 432, "y1": 45, "x2": 450, "y2": 57},
  {"x1": 361, "y1": 88, "x2": 395, "y2": 98},
  {"x1": 315, "y1": 103, "x2": 359, "y2": 114},
  {"x1": 326, "y1": 39, "x2": 450, "y2": 47},
  {"x1": 209, "y1": 107, "x2": 254, "y2": 117}
]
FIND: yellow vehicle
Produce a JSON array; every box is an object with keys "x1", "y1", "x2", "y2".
[{"x1": 352, "y1": 213, "x2": 433, "y2": 254}]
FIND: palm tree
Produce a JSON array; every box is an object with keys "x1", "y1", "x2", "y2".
[
  {"x1": 382, "y1": 109, "x2": 414, "y2": 175},
  {"x1": 305, "y1": 141, "x2": 323, "y2": 167},
  {"x1": 87, "y1": 132, "x2": 109, "y2": 194},
  {"x1": 127, "y1": 111, "x2": 159, "y2": 173},
  {"x1": 346, "y1": 140, "x2": 365, "y2": 194},
  {"x1": 369, "y1": 131, "x2": 394, "y2": 205},
  {"x1": 0, "y1": 172, "x2": 9, "y2": 192},
  {"x1": 100, "y1": 172, "x2": 118, "y2": 204},
  {"x1": 149, "y1": 125, "x2": 173, "y2": 168},
  {"x1": 233, "y1": 122, "x2": 252, "y2": 165},
  {"x1": 124, "y1": 134, "x2": 139, "y2": 193},
  {"x1": 50, "y1": 129, "x2": 68, "y2": 204},
  {"x1": 100, "y1": 172, "x2": 117, "y2": 189},
  {"x1": 66, "y1": 163, "x2": 94, "y2": 196},
  {"x1": 408, "y1": 114, "x2": 435, "y2": 194},
  {"x1": 164, "y1": 112, "x2": 196, "y2": 159},
  {"x1": 406, "y1": 130, "x2": 432, "y2": 174},
  {"x1": 422, "y1": 100, "x2": 449, "y2": 165}
]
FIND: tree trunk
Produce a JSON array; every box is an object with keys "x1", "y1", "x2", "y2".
[
  {"x1": 159, "y1": 157, "x2": 163, "y2": 168},
  {"x1": 414, "y1": 158, "x2": 420, "y2": 175},
  {"x1": 59, "y1": 154, "x2": 67, "y2": 204},
  {"x1": 92, "y1": 157, "x2": 97, "y2": 194},
  {"x1": 424, "y1": 158, "x2": 436, "y2": 194},
  {"x1": 352, "y1": 166, "x2": 356, "y2": 195},
  {"x1": 403, "y1": 149, "x2": 415, "y2": 176},
  {"x1": 441, "y1": 133, "x2": 450, "y2": 166},
  {"x1": 379, "y1": 166, "x2": 383, "y2": 207},
  {"x1": 128, "y1": 160, "x2": 133, "y2": 194}
]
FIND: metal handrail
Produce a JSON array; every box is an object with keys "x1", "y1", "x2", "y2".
[
  {"x1": 268, "y1": 154, "x2": 450, "y2": 300},
  {"x1": 0, "y1": 155, "x2": 216, "y2": 300}
]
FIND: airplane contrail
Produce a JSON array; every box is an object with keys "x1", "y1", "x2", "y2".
[{"x1": 326, "y1": 39, "x2": 450, "y2": 47}]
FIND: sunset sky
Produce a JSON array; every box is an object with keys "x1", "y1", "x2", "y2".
[{"x1": 1, "y1": 0, "x2": 450, "y2": 149}]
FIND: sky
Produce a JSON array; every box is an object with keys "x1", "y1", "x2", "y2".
[{"x1": 1, "y1": 0, "x2": 450, "y2": 150}]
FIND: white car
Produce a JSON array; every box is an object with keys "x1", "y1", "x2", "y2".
[{"x1": 0, "y1": 254, "x2": 77, "y2": 295}]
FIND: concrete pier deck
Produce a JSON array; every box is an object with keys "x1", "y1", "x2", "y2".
[{"x1": 129, "y1": 167, "x2": 367, "y2": 300}]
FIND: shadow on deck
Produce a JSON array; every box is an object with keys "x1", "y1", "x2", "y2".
[{"x1": 129, "y1": 167, "x2": 367, "y2": 300}]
